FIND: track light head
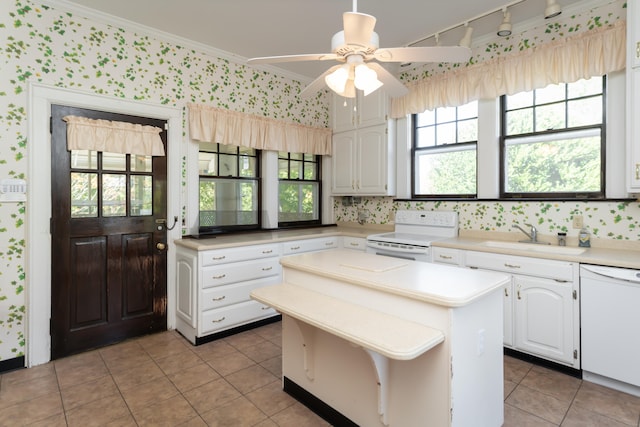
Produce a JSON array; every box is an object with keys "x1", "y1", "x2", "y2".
[
  {"x1": 497, "y1": 10, "x2": 512, "y2": 37},
  {"x1": 544, "y1": 0, "x2": 562, "y2": 19}
]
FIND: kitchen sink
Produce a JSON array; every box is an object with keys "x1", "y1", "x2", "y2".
[{"x1": 480, "y1": 240, "x2": 586, "y2": 255}]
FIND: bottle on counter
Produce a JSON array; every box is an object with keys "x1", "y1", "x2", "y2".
[
  {"x1": 578, "y1": 227, "x2": 591, "y2": 247},
  {"x1": 557, "y1": 232, "x2": 567, "y2": 246}
]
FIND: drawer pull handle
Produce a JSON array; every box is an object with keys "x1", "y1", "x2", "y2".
[
  {"x1": 212, "y1": 274, "x2": 226, "y2": 279},
  {"x1": 504, "y1": 288, "x2": 509, "y2": 297},
  {"x1": 637, "y1": 41, "x2": 640, "y2": 59},
  {"x1": 211, "y1": 317, "x2": 226, "y2": 323},
  {"x1": 262, "y1": 249, "x2": 273, "y2": 254},
  {"x1": 212, "y1": 296, "x2": 226, "y2": 301},
  {"x1": 504, "y1": 263, "x2": 521, "y2": 269},
  {"x1": 261, "y1": 306, "x2": 271, "y2": 310},
  {"x1": 212, "y1": 255, "x2": 226, "y2": 261},
  {"x1": 636, "y1": 163, "x2": 640, "y2": 180},
  {"x1": 439, "y1": 255, "x2": 453, "y2": 260},
  {"x1": 290, "y1": 246, "x2": 301, "y2": 250},
  {"x1": 325, "y1": 242, "x2": 334, "y2": 246},
  {"x1": 262, "y1": 266, "x2": 273, "y2": 271},
  {"x1": 349, "y1": 242, "x2": 359, "y2": 247},
  {"x1": 517, "y1": 290, "x2": 522, "y2": 300}
]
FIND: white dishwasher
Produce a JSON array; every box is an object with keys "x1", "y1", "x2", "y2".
[{"x1": 580, "y1": 264, "x2": 640, "y2": 397}]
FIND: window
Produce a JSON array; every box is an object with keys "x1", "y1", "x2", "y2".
[
  {"x1": 501, "y1": 77, "x2": 605, "y2": 198},
  {"x1": 278, "y1": 152, "x2": 321, "y2": 226},
  {"x1": 198, "y1": 143, "x2": 260, "y2": 233},
  {"x1": 412, "y1": 101, "x2": 478, "y2": 197}
]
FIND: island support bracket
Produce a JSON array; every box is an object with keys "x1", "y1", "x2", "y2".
[
  {"x1": 364, "y1": 349, "x2": 390, "y2": 426},
  {"x1": 291, "y1": 318, "x2": 316, "y2": 381}
]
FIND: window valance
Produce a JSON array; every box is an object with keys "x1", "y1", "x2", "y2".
[
  {"x1": 391, "y1": 20, "x2": 626, "y2": 119},
  {"x1": 188, "y1": 103, "x2": 332, "y2": 156},
  {"x1": 62, "y1": 115, "x2": 165, "y2": 156}
]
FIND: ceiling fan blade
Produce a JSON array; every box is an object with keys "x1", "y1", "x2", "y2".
[
  {"x1": 343, "y1": 12, "x2": 376, "y2": 47},
  {"x1": 247, "y1": 53, "x2": 338, "y2": 65},
  {"x1": 374, "y1": 46, "x2": 471, "y2": 63},
  {"x1": 366, "y1": 63, "x2": 409, "y2": 98},
  {"x1": 300, "y1": 65, "x2": 342, "y2": 99}
]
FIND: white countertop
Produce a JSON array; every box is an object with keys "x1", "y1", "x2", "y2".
[{"x1": 280, "y1": 249, "x2": 510, "y2": 307}]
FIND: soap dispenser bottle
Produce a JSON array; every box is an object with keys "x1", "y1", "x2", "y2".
[{"x1": 578, "y1": 227, "x2": 591, "y2": 247}]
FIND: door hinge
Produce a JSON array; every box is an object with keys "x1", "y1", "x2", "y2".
[
  {"x1": 574, "y1": 349, "x2": 578, "y2": 359},
  {"x1": 49, "y1": 116, "x2": 53, "y2": 134},
  {"x1": 49, "y1": 217, "x2": 53, "y2": 235},
  {"x1": 164, "y1": 122, "x2": 168, "y2": 131},
  {"x1": 573, "y1": 290, "x2": 577, "y2": 300}
]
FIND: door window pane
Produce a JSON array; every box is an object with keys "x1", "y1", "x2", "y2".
[
  {"x1": 71, "y1": 172, "x2": 98, "y2": 218},
  {"x1": 130, "y1": 155, "x2": 152, "y2": 172},
  {"x1": 71, "y1": 150, "x2": 98, "y2": 170},
  {"x1": 131, "y1": 175, "x2": 153, "y2": 216},
  {"x1": 102, "y1": 152, "x2": 127, "y2": 171},
  {"x1": 102, "y1": 174, "x2": 127, "y2": 217}
]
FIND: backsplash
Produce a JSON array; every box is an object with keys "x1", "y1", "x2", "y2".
[{"x1": 334, "y1": 198, "x2": 640, "y2": 241}]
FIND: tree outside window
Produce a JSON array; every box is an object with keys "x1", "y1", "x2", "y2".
[{"x1": 278, "y1": 152, "x2": 321, "y2": 226}]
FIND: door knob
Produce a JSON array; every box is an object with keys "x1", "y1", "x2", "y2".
[{"x1": 156, "y1": 242, "x2": 167, "y2": 251}]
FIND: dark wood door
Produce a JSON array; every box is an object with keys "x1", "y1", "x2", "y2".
[{"x1": 50, "y1": 104, "x2": 168, "y2": 359}]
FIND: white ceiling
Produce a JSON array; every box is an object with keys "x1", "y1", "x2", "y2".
[{"x1": 59, "y1": 0, "x2": 586, "y2": 83}]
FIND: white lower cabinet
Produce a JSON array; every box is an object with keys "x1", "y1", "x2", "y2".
[
  {"x1": 282, "y1": 236, "x2": 339, "y2": 255},
  {"x1": 176, "y1": 243, "x2": 281, "y2": 344},
  {"x1": 432, "y1": 247, "x2": 463, "y2": 265},
  {"x1": 465, "y1": 250, "x2": 580, "y2": 368},
  {"x1": 341, "y1": 236, "x2": 366, "y2": 251}
]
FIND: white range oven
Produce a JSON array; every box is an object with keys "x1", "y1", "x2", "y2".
[{"x1": 366, "y1": 210, "x2": 459, "y2": 262}]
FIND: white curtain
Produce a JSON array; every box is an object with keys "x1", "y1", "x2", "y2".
[
  {"x1": 391, "y1": 20, "x2": 626, "y2": 118},
  {"x1": 188, "y1": 103, "x2": 332, "y2": 155},
  {"x1": 63, "y1": 115, "x2": 165, "y2": 156}
]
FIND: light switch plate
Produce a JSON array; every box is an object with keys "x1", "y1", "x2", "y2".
[{"x1": 573, "y1": 215, "x2": 584, "y2": 229}]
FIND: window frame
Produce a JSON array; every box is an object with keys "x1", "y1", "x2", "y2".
[
  {"x1": 499, "y1": 76, "x2": 607, "y2": 200},
  {"x1": 411, "y1": 102, "x2": 479, "y2": 199},
  {"x1": 277, "y1": 152, "x2": 322, "y2": 228},
  {"x1": 197, "y1": 143, "x2": 262, "y2": 234}
]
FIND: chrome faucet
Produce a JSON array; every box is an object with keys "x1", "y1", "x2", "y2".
[{"x1": 513, "y1": 223, "x2": 538, "y2": 243}]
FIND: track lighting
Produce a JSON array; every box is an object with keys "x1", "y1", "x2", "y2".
[
  {"x1": 544, "y1": 0, "x2": 562, "y2": 19},
  {"x1": 459, "y1": 24, "x2": 474, "y2": 48},
  {"x1": 497, "y1": 9, "x2": 512, "y2": 37}
]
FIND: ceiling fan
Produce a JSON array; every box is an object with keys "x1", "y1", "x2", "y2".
[{"x1": 247, "y1": 0, "x2": 471, "y2": 99}]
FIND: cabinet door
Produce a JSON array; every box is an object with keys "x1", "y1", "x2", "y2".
[
  {"x1": 513, "y1": 275, "x2": 574, "y2": 365},
  {"x1": 358, "y1": 124, "x2": 389, "y2": 194},
  {"x1": 432, "y1": 247, "x2": 463, "y2": 265},
  {"x1": 629, "y1": 0, "x2": 640, "y2": 69},
  {"x1": 358, "y1": 90, "x2": 387, "y2": 128},
  {"x1": 176, "y1": 251, "x2": 197, "y2": 328},
  {"x1": 342, "y1": 236, "x2": 366, "y2": 251},
  {"x1": 332, "y1": 96, "x2": 356, "y2": 133},
  {"x1": 331, "y1": 131, "x2": 357, "y2": 195},
  {"x1": 503, "y1": 280, "x2": 514, "y2": 348}
]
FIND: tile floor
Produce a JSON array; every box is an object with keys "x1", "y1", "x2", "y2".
[{"x1": 0, "y1": 322, "x2": 639, "y2": 426}]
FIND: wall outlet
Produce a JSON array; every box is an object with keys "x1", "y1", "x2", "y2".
[{"x1": 573, "y1": 215, "x2": 584, "y2": 229}]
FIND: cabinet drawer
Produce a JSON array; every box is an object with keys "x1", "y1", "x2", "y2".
[
  {"x1": 200, "y1": 243, "x2": 280, "y2": 267},
  {"x1": 202, "y1": 258, "x2": 280, "y2": 288},
  {"x1": 432, "y1": 247, "x2": 463, "y2": 265},
  {"x1": 200, "y1": 300, "x2": 278, "y2": 334},
  {"x1": 282, "y1": 237, "x2": 339, "y2": 255},
  {"x1": 465, "y1": 251, "x2": 575, "y2": 282},
  {"x1": 342, "y1": 236, "x2": 366, "y2": 251},
  {"x1": 201, "y1": 276, "x2": 281, "y2": 311}
]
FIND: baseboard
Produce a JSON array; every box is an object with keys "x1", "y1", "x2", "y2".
[
  {"x1": 504, "y1": 348, "x2": 582, "y2": 379},
  {"x1": 193, "y1": 315, "x2": 282, "y2": 346},
  {"x1": 283, "y1": 376, "x2": 359, "y2": 427},
  {"x1": 0, "y1": 356, "x2": 25, "y2": 374}
]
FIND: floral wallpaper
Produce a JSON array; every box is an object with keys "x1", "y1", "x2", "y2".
[
  {"x1": 0, "y1": 0, "x2": 329, "y2": 363},
  {"x1": 334, "y1": 0, "x2": 640, "y2": 241}
]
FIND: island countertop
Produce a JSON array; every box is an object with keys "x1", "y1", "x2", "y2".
[{"x1": 280, "y1": 249, "x2": 510, "y2": 307}]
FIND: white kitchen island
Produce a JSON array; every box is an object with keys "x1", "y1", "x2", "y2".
[{"x1": 251, "y1": 249, "x2": 509, "y2": 427}]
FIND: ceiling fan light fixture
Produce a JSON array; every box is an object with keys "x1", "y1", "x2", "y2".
[
  {"x1": 544, "y1": 0, "x2": 562, "y2": 19},
  {"x1": 497, "y1": 10, "x2": 512, "y2": 37},
  {"x1": 325, "y1": 65, "x2": 350, "y2": 94},
  {"x1": 354, "y1": 64, "x2": 383, "y2": 95}
]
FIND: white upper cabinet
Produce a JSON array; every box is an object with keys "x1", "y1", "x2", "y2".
[
  {"x1": 331, "y1": 90, "x2": 388, "y2": 133},
  {"x1": 627, "y1": 1, "x2": 640, "y2": 191}
]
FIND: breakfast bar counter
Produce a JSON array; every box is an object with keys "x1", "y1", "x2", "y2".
[{"x1": 251, "y1": 249, "x2": 509, "y2": 427}]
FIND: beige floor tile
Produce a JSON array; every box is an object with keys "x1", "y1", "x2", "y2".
[
  {"x1": 192, "y1": 340, "x2": 238, "y2": 362},
  {"x1": 206, "y1": 349, "x2": 256, "y2": 376},
  {"x1": 0, "y1": 393, "x2": 64, "y2": 426},
  {"x1": 0, "y1": 372, "x2": 60, "y2": 409},
  {"x1": 224, "y1": 330, "x2": 266, "y2": 350},
  {"x1": 27, "y1": 412, "x2": 68, "y2": 427},
  {"x1": 101, "y1": 348, "x2": 154, "y2": 374},
  {"x1": 200, "y1": 396, "x2": 268, "y2": 427},
  {"x1": 55, "y1": 352, "x2": 110, "y2": 390},
  {"x1": 572, "y1": 381, "x2": 640, "y2": 426},
  {"x1": 120, "y1": 375, "x2": 180, "y2": 413},
  {"x1": 65, "y1": 394, "x2": 131, "y2": 427},
  {"x1": 154, "y1": 347, "x2": 203, "y2": 375},
  {"x1": 53, "y1": 350, "x2": 103, "y2": 374},
  {"x1": 521, "y1": 365, "x2": 581, "y2": 402},
  {"x1": 240, "y1": 340, "x2": 282, "y2": 363},
  {"x1": 0, "y1": 363, "x2": 55, "y2": 388},
  {"x1": 225, "y1": 364, "x2": 278, "y2": 395},
  {"x1": 60, "y1": 374, "x2": 119, "y2": 411},
  {"x1": 110, "y1": 359, "x2": 165, "y2": 391},
  {"x1": 561, "y1": 404, "x2": 634, "y2": 427},
  {"x1": 506, "y1": 384, "x2": 571, "y2": 425},
  {"x1": 183, "y1": 377, "x2": 242, "y2": 414},
  {"x1": 270, "y1": 402, "x2": 332, "y2": 427},
  {"x1": 504, "y1": 379, "x2": 518, "y2": 399},
  {"x1": 168, "y1": 362, "x2": 221, "y2": 393},
  {"x1": 98, "y1": 339, "x2": 146, "y2": 363},
  {"x1": 260, "y1": 356, "x2": 283, "y2": 378},
  {"x1": 142, "y1": 336, "x2": 191, "y2": 360},
  {"x1": 253, "y1": 419, "x2": 279, "y2": 427},
  {"x1": 178, "y1": 416, "x2": 209, "y2": 426},
  {"x1": 245, "y1": 380, "x2": 296, "y2": 416},
  {"x1": 253, "y1": 322, "x2": 283, "y2": 343},
  {"x1": 503, "y1": 403, "x2": 557, "y2": 426},
  {"x1": 504, "y1": 355, "x2": 533, "y2": 383},
  {"x1": 132, "y1": 394, "x2": 199, "y2": 427}
]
